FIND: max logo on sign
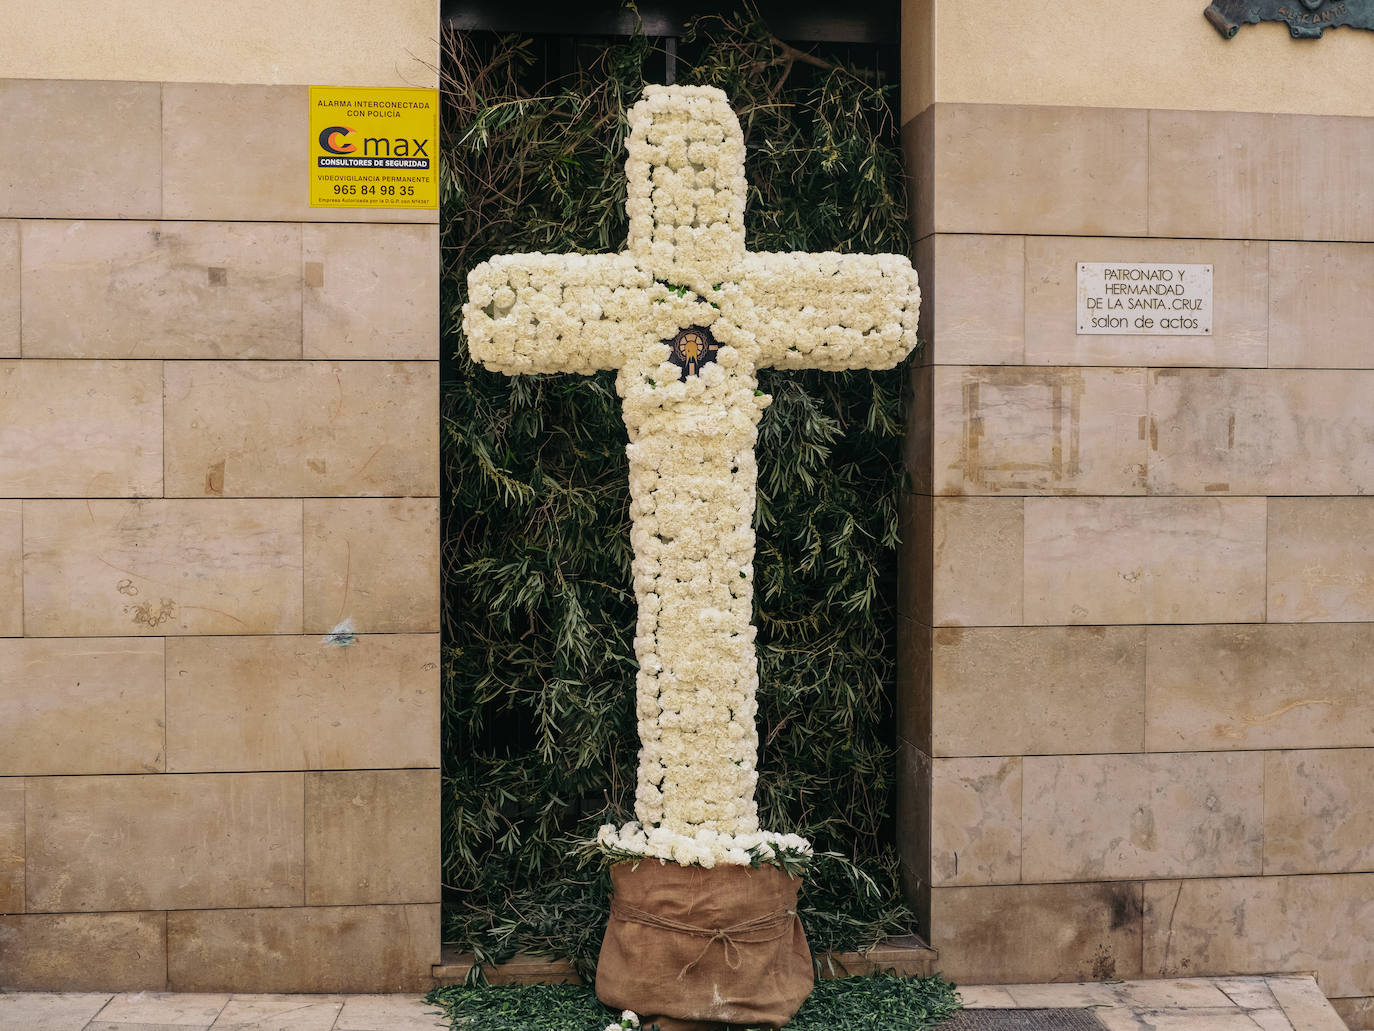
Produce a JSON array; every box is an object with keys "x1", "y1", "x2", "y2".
[
  {"x1": 318, "y1": 125, "x2": 429, "y2": 158},
  {"x1": 319, "y1": 125, "x2": 356, "y2": 155}
]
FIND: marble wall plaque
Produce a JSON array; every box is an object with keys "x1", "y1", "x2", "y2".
[{"x1": 1077, "y1": 262, "x2": 1212, "y2": 336}]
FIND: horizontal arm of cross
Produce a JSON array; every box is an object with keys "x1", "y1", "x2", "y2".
[
  {"x1": 744, "y1": 252, "x2": 921, "y2": 371},
  {"x1": 464, "y1": 253, "x2": 649, "y2": 376}
]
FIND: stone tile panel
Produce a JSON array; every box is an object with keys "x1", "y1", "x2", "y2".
[
  {"x1": 1023, "y1": 497, "x2": 1266, "y2": 625},
  {"x1": 305, "y1": 769, "x2": 441, "y2": 905},
  {"x1": 0, "y1": 992, "x2": 113, "y2": 1029},
  {"x1": 0, "y1": 778, "x2": 21, "y2": 912},
  {"x1": 932, "y1": 881, "x2": 1144, "y2": 984},
  {"x1": 1005, "y1": 982, "x2": 1119, "y2": 1008},
  {"x1": 1096, "y1": 1009, "x2": 1268, "y2": 1031},
  {"x1": 334, "y1": 994, "x2": 448, "y2": 1030},
  {"x1": 96, "y1": 993, "x2": 228, "y2": 1026},
  {"x1": 958, "y1": 985, "x2": 1018, "y2": 1008},
  {"x1": 0, "y1": 81, "x2": 160, "y2": 218},
  {"x1": 164, "y1": 361, "x2": 438, "y2": 498},
  {"x1": 933, "y1": 365, "x2": 1147, "y2": 495},
  {"x1": 1114, "y1": 978, "x2": 1243, "y2": 1010},
  {"x1": 167, "y1": 904, "x2": 439, "y2": 992},
  {"x1": 1329, "y1": 996, "x2": 1374, "y2": 1031},
  {"x1": 0, "y1": 502, "x2": 19, "y2": 636},
  {"x1": 210, "y1": 995, "x2": 344, "y2": 1031},
  {"x1": 0, "y1": 912, "x2": 167, "y2": 990},
  {"x1": 1149, "y1": 370, "x2": 1374, "y2": 496},
  {"x1": 0, "y1": 222, "x2": 16, "y2": 357},
  {"x1": 1143, "y1": 874, "x2": 1374, "y2": 997},
  {"x1": 931, "y1": 497, "x2": 1023, "y2": 627},
  {"x1": 166, "y1": 634, "x2": 439, "y2": 773},
  {"x1": 931, "y1": 625, "x2": 1145, "y2": 756},
  {"x1": 930, "y1": 756, "x2": 1021, "y2": 887},
  {"x1": 303, "y1": 498, "x2": 439, "y2": 634},
  {"x1": 1024, "y1": 236, "x2": 1268, "y2": 367},
  {"x1": 1150, "y1": 110, "x2": 1374, "y2": 241},
  {"x1": 926, "y1": 234, "x2": 1025, "y2": 366},
  {"x1": 1211, "y1": 977, "x2": 1282, "y2": 1011},
  {"x1": 23, "y1": 499, "x2": 303, "y2": 637},
  {"x1": 1021, "y1": 752, "x2": 1264, "y2": 882},
  {"x1": 303, "y1": 224, "x2": 439, "y2": 359},
  {"x1": 0, "y1": 638, "x2": 165, "y2": 776},
  {"x1": 24, "y1": 773, "x2": 304, "y2": 912},
  {"x1": 1264, "y1": 749, "x2": 1374, "y2": 875},
  {"x1": 1266, "y1": 977, "x2": 1353, "y2": 1031},
  {"x1": 1147, "y1": 624, "x2": 1374, "y2": 752},
  {"x1": 1269, "y1": 498, "x2": 1374, "y2": 622},
  {"x1": 162, "y1": 85, "x2": 435, "y2": 224},
  {"x1": 932, "y1": 103, "x2": 1148, "y2": 237},
  {"x1": 20, "y1": 220, "x2": 300, "y2": 359},
  {"x1": 0, "y1": 360, "x2": 162, "y2": 497},
  {"x1": 1270, "y1": 243, "x2": 1374, "y2": 369}
]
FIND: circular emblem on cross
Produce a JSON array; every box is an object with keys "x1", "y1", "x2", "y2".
[{"x1": 664, "y1": 324, "x2": 720, "y2": 379}]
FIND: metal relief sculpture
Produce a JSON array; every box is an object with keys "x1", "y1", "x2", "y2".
[{"x1": 1205, "y1": 0, "x2": 1374, "y2": 38}]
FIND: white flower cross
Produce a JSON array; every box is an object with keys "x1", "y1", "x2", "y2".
[{"x1": 464, "y1": 83, "x2": 919, "y2": 864}]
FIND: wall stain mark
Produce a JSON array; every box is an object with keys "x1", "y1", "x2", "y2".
[
  {"x1": 205, "y1": 459, "x2": 225, "y2": 496},
  {"x1": 127, "y1": 598, "x2": 176, "y2": 628},
  {"x1": 1211, "y1": 698, "x2": 1335, "y2": 740},
  {"x1": 960, "y1": 369, "x2": 1086, "y2": 491}
]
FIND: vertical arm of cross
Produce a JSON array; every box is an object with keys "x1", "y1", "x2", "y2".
[
  {"x1": 744, "y1": 251, "x2": 921, "y2": 371},
  {"x1": 464, "y1": 252, "x2": 650, "y2": 375}
]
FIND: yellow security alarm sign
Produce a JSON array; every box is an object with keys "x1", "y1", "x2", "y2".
[{"x1": 309, "y1": 86, "x2": 439, "y2": 209}]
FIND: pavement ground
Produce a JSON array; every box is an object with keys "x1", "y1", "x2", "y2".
[{"x1": 0, "y1": 975, "x2": 1355, "y2": 1030}]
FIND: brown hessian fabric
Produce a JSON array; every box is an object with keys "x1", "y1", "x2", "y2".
[{"x1": 596, "y1": 860, "x2": 813, "y2": 1030}]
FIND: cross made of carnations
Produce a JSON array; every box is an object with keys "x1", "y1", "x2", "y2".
[{"x1": 463, "y1": 84, "x2": 919, "y2": 852}]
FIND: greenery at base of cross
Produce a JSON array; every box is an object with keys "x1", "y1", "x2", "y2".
[
  {"x1": 424, "y1": 975, "x2": 962, "y2": 1031},
  {"x1": 440, "y1": 9, "x2": 919, "y2": 977}
]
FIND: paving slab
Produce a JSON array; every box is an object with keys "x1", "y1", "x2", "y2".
[
  {"x1": 0, "y1": 992, "x2": 111, "y2": 1031},
  {"x1": 208, "y1": 994, "x2": 344, "y2": 1031},
  {"x1": 958, "y1": 986, "x2": 1020, "y2": 1009},
  {"x1": 0, "y1": 973, "x2": 1352, "y2": 1031},
  {"x1": 1268, "y1": 977, "x2": 1352, "y2": 1031},
  {"x1": 1213, "y1": 977, "x2": 1283, "y2": 1010},
  {"x1": 1002, "y1": 982, "x2": 1117, "y2": 1007},
  {"x1": 960, "y1": 975, "x2": 1347, "y2": 1031},
  {"x1": 333, "y1": 995, "x2": 446, "y2": 1031},
  {"x1": 93, "y1": 992, "x2": 229, "y2": 1026}
]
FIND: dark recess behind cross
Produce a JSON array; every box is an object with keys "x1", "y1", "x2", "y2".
[{"x1": 442, "y1": 0, "x2": 900, "y2": 43}]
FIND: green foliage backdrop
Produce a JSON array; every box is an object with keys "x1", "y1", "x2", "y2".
[{"x1": 440, "y1": 13, "x2": 918, "y2": 976}]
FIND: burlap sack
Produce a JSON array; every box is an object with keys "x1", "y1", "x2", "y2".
[{"x1": 595, "y1": 860, "x2": 813, "y2": 1031}]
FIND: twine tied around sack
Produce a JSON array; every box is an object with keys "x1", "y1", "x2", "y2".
[{"x1": 610, "y1": 900, "x2": 797, "y2": 980}]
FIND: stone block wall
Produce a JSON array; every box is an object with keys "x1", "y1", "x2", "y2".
[
  {"x1": 0, "y1": 78, "x2": 440, "y2": 991},
  {"x1": 900, "y1": 100, "x2": 1374, "y2": 1014}
]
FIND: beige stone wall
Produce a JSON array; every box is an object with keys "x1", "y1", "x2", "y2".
[
  {"x1": 900, "y1": 86, "x2": 1374, "y2": 1024},
  {"x1": 903, "y1": 0, "x2": 1374, "y2": 121},
  {"x1": 0, "y1": 74, "x2": 440, "y2": 992},
  {"x1": 0, "y1": 0, "x2": 437, "y2": 87}
]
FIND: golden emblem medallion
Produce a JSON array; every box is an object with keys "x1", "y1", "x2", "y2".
[{"x1": 664, "y1": 325, "x2": 720, "y2": 379}]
